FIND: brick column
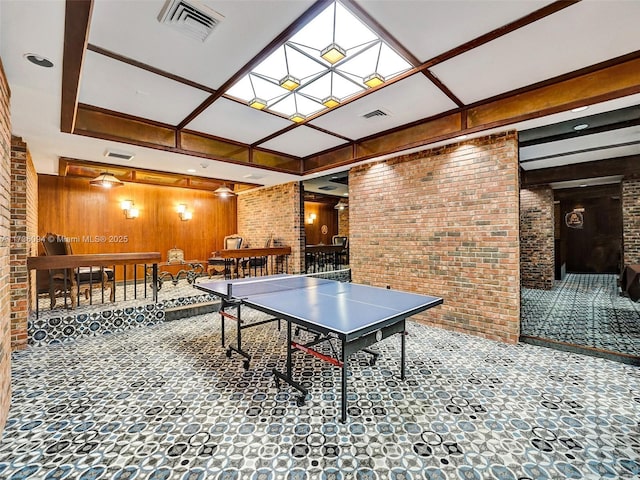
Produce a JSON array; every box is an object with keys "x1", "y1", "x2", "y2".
[
  {"x1": 237, "y1": 182, "x2": 305, "y2": 273},
  {"x1": 350, "y1": 132, "x2": 520, "y2": 343},
  {"x1": 0, "y1": 59, "x2": 12, "y2": 436},
  {"x1": 622, "y1": 177, "x2": 640, "y2": 265},
  {"x1": 338, "y1": 202, "x2": 349, "y2": 237},
  {"x1": 10, "y1": 136, "x2": 30, "y2": 350},
  {"x1": 520, "y1": 186, "x2": 555, "y2": 289}
]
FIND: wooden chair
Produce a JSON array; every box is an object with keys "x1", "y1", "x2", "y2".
[
  {"x1": 167, "y1": 247, "x2": 185, "y2": 264},
  {"x1": 41, "y1": 233, "x2": 114, "y2": 308}
]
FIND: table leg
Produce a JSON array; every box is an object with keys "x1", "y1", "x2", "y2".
[
  {"x1": 341, "y1": 338, "x2": 347, "y2": 423},
  {"x1": 400, "y1": 320, "x2": 406, "y2": 380}
]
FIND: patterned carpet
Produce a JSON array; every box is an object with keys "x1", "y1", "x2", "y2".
[
  {"x1": 2, "y1": 308, "x2": 640, "y2": 479},
  {"x1": 521, "y1": 274, "x2": 640, "y2": 358}
]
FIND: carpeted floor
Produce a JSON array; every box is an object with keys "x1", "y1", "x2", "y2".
[
  {"x1": 1, "y1": 307, "x2": 639, "y2": 479},
  {"x1": 521, "y1": 273, "x2": 640, "y2": 358}
]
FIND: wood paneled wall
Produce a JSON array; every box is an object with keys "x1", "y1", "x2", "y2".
[
  {"x1": 304, "y1": 201, "x2": 338, "y2": 245},
  {"x1": 38, "y1": 175, "x2": 237, "y2": 262}
]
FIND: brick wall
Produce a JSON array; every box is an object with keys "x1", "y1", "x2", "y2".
[
  {"x1": 520, "y1": 186, "x2": 554, "y2": 289},
  {"x1": 10, "y1": 137, "x2": 30, "y2": 350},
  {"x1": 338, "y1": 202, "x2": 349, "y2": 237},
  {"x1": 350, "y1": 132, "x2": 520, "y2": 343},
  {"x1": 237, "y1": 182, "x2": 305, "y2": 273},
  {"x1": 622, "y1": 178, "x2": 640, "y2": 265},
  {"x1": 0, "y1": 59, "x2": 12, "y2": 436}
]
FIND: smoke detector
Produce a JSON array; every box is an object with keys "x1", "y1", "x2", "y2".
[{"x1": 158, "y1": 0, "x2": 224, "y2": 42}]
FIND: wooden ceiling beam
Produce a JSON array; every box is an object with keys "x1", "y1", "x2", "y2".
[
  {"x1": 522, "y1": 154, "x2": 640, "y2": 186},
  {"x1": 60, "y1": 0, "x2": 93, "y2": 133},
  {"x1": 303, "y1": 53, "x2": 640, "y2": 173},
  {"x1": 73, "y1": 104, "x2": 302, "y2": 174}
]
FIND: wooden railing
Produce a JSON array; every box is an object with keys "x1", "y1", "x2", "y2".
[
  {"x1": 27, "y1": 252, "x2": 161, "y2": 316},
  {"x1": 208, "y1": 246, "x2": 292, "y2": 278}
]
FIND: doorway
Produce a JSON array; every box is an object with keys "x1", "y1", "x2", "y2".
[{"x1": 521, "y1": 183, "x2": 640, "y2": 364}]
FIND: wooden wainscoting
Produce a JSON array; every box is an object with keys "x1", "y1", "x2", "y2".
[{"x1": 38, "y1": 175, "x2": 238, "y2": 271}]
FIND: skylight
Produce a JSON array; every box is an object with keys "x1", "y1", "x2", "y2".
[{"x1": 225, "y1": 1, "x2": 413, "y2": 123}]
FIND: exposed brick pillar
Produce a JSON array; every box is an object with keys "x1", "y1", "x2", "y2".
[
  {"x1": 622, "y1": 177, "x2": 640, "y2": 265},
  {"x1": 338, "y1": 202, "x2": 349, "y2": 237},
  {"x1": 10, "y1": 136, "x2": 30, "y2": 350},
  {"x1": 0, "y1": 59, "x2": 12, "y2": 436},
  {"x1": 350, "y1": 132, "x2": 520, "y2": 343},
  {"x1": 237, "y1": 182, "x2": 305, "y2": 273},
  {"x1": 520, "y1": 186, "x2": 555, "y2": 289}
]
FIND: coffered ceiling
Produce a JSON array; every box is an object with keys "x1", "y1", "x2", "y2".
[{"x1": 1, "y1": 0, "x2": 639, "y2": 192}]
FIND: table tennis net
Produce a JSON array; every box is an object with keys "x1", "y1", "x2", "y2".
[{"x1": 229, "y1": 270, "x2": 349, "y2": 298}]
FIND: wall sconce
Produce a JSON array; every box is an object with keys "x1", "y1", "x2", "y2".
[
  {"x1": 121, "y1": 200, "x2": 139, "y2": 219},
  {"x1": 177, "y1": 204, "x2": 193, "y2": 221},
  {"x1": 307, "y1": 213, "x2": 316, "y2": 224}
]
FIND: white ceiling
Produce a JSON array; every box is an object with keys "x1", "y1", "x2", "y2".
[{"x1": 1, "y1": 0, "x2": 639, "y2": 192}]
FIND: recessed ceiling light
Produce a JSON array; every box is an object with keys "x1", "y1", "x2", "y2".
[
  {"x1": 571, "y1": 106, "x2": 589, "y2": 113},
  {"x1": 187, "y1": 169, "x2": 196, "y2": 173},
  {"x1": 573, "y1": 124, "x2": 589, "y2": 131},
  {"x1": 455, "y1": 135, "x2": 468, "y2": 140},
  {"x1": 579, "y1": 184, "x2": 588, "y2": 187},
  {"x1": 24, "y1": 53, "x2": 53, "y2": 68},
  {"x1": 343, "y1": 193, "x2": 348, "y2": 196}
]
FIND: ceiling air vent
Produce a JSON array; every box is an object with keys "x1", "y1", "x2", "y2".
[
  {"x1": 104, "y1": 149, "x2": 135, "y2": 161},
  {"x1": 362, "y1": 109, "x2": 389, "y2": 119},
  {"x1": 318, "y1": 185, "x2": 337, "y2": 191},
  {"x1": 158, "y1": 0, "x2": 224, "y2": 42}
]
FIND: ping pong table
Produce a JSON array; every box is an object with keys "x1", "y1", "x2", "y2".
[{"x1": 195, "y1": 274, "x2": 443, "y2": 422}]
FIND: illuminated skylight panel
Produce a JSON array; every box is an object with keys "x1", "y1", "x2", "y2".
[
  {"x1": 297, "y1": 71, "x2": 363, "y2": 102},
  {"x1": 333, "y1": 2, "x2": 377, "y2": 50},
  {"x1": 269, "y1": 93, "x2": 324, "y2": 117},
  {"x1": 253, "y1": 45, "x2": 325, "y2": 83},
  {"x1": 289, "y1": 2, "x2": 376, "y2": 58},
  {"x1": 377, "y1": 44, "x2": 412, "y2": 77},
  {"x1": 224, "y1": 1, "x2": 414, "y2": 121}
]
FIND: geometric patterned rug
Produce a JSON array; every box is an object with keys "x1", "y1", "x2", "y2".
[
  {"x1": 521, "y1": 273, "x2": 640, "y2": 358},
  {"x1": 2, "y1": 308, "x2": 640, "y2": 479}
]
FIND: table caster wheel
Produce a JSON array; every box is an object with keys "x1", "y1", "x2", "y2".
[
  {"x1": 369, "y1": 358, "x2": 377, "y2": 366},
  {"x1": 243, "y1": 360, "x2": 250, "y2": 370},
  {"x1": 225, "y1": 349, "x2": 232, "y2": 358},
  {"x1": 275, "y1": 378, "x2": 281, "y2": 389},
  {"x1": 296, "y1": 396, "x2": 305, "y2": 407}
]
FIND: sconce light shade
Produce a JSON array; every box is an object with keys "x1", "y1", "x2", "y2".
[
  {"x1": 177, "y1": 204, "x2": 192, "y2": 220},
  {"x1": 121, "y1": 200, "x2": 138, "y2": 219},
  {"x1": 214, "y1": 185, "x2": 235, "y2": 197},
  {"x1": 90, "y1": 172, "x2": 123, "y2": 188},
  {"x1": 127, "y1": 206, "x2": 139, "y2": 219}
]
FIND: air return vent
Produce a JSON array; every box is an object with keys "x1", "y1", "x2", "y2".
[
  {"x1": 104, "y1": 149, "x2": 135, "y2": 161},
  {"x1": 318, "y1": 185, "x2": 337, "y2": 191},
  {"x1": 362, "y1": 109, "x2": 389, "y2": 119},
  {"x1": 158, "y1": 0, "x2": 224, "y2": 42}
]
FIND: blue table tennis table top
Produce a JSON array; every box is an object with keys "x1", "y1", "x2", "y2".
[{"x1": 196, "y1": 274, "x2": 443, "y2": 337}]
